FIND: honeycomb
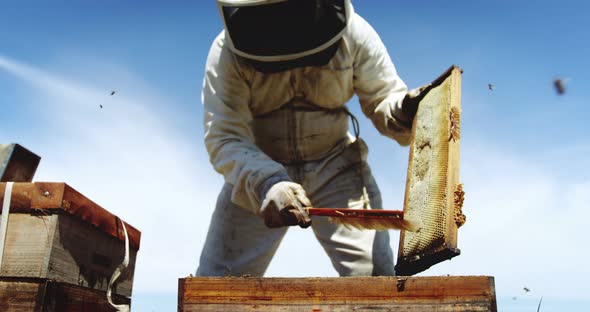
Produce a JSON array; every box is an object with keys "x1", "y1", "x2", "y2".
[{"x1": 402, "y1": 78, "x2": 452, "y2": 256}]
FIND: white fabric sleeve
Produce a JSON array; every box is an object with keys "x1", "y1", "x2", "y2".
[
  {"x1": 202, "y1": 33, "x2": 290, "y2": 213},
  {"x1": 351, "y1": 14, "x2": 412, "y2": 146}
]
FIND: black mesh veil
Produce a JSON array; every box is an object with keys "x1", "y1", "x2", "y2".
[{"x1": 221, "y1": 0, "x2": 347, "y2": 59}]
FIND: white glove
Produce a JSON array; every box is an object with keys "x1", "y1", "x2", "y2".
[{"x1": 260, "y1": 181, "x2": 312, "y2": 228}]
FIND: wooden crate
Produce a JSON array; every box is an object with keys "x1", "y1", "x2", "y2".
[
  {"x1": 178, "y1": 276, "x2": 497, "y2": 311},
  {"x1": 0, "y1": 277, "x2": 130, "y2": 312},
  {"x1": 0, "y1": 182, "x2": 140, "y2": 297}
]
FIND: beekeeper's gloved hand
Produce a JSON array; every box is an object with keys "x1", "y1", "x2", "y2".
[
  {"x1": 259, "y1": 180, "x2": 312, "y2": 229},
  {"x1": 401, "y1": 83, "x2": 433, "y2": 124}
]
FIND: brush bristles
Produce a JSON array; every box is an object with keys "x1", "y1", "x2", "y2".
[{"x1": 328, "y1": 216, "x2": 422, "y2": 232}]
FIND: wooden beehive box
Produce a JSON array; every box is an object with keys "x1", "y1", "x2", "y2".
[
  {"x1": 178, "y1": 276, "x2": 497, "y2": 311},
  {"x1": 0, "y1": 182, "x2": 140, "y2": 298}
]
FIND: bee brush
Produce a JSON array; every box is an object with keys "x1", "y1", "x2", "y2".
[{"x1": 306, "y1": 208, "x2": 421, "y2": 232}]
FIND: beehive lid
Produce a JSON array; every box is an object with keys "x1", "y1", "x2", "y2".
[{"x1": 0, "y1": 182, "x2": 141, "y2": 250}]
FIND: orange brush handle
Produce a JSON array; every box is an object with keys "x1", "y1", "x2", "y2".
[{"x1": 306, "y1": 208, "x2": 405, "y2": 219}]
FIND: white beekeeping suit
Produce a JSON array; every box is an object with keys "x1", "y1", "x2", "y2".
[{"x1": 197, "y1": 0, "x2": 421, "y2": 277}]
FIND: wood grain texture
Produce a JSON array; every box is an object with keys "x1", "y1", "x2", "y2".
[
  {"x1": 0, "y1": 213, "x2": 136, "y2": 297},
  {"x1": 0, "y1": 278, "x2": 46, "y2": 311},
  {"x1": 44, "y1": 279, "x2": 130, "y2": 312},
  {"x1": 179, "y1": 276, "x2": 497, "y2": 312},
  {"x1": 0, "y1": 214, "x2": 56, "y2": 278},
  {"x1": 0, "y1": 182, "x2": 141, "y2": 250},
  {"x1": 0, "y1": 277, "x2": 130, "y2": 312},
  {"x1": 48, "y1": 214, "x2": 137, "y2": 297},
  {"x1": 0, "y1": 182, "x2": 139, "y2": 296}
]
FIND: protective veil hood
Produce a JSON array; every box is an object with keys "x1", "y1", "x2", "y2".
[{"x1": 216, "y1": 0, "x2": 353, "y2": 62}]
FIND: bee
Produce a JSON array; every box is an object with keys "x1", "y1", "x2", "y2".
[
  {"x1": 553, "y1": 78, "x2": 566, "y2": 95},
  {"x1": 454, "y1": 183, "x2": 466, "y2": 227},
  {"x1": 449, "y1": 106, "x2": 461, "y2": 142}
]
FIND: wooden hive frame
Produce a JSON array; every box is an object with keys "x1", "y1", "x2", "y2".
[{"x1": 396, "y1": 65, "x2": 464, "y2": 276}]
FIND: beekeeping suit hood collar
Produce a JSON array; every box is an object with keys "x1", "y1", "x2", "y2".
[{"x1": 216, "y1": 0, "x2": 353, "y2": 62}]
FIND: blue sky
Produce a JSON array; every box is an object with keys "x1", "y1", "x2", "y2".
[{"x1": 1, "y1": 1, "x2": 589, "y2": 311}]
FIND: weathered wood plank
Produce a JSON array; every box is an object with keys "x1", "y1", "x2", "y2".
[
  {"x1": 0, "y1": 278, "x2": 46, "y2": 311},
  {"x1": 48, "y1": 213, "x2": 137, "y2": 297},
  {"x1": 0, "y1": 144, "x2": 41, "y2": 183},
  {"x1": 0, "y1": 277, "x2": 130, "y2": 312},
  {"x1": 0, "y1": 214, "x2": 56, "y2": 278},
  {"x1": 179, "y1": 276, "x2": 497, "y2": 312},
  {"x1": 0, "y1": 213, "x2": 136, "y2": 297},
  {"x1": 182, "y1": 303, "x2": 494, "y2": 312},
  {"x1": 44, "y1": 279, "x2": 130, "y2": 312}
]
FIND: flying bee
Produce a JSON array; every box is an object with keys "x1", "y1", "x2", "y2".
[{"x1": 553, "y1": 78, "x2": 566, "y2": 95}]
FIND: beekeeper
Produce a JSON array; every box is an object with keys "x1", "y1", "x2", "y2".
[{"x1": 197, "y1": 0, "x2": 426, "y2": 277}]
